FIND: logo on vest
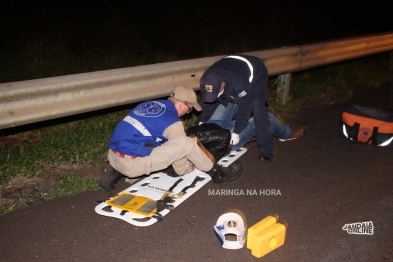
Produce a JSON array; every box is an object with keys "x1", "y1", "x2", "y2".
[{"x1": 134, "y1": 101, "x2": 166, "y2": 117}]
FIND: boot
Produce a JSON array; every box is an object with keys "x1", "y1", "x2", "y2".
[
  {"x1": 208, "y1": 161, "x2": 243, "y2": 184},
  {"x1": 258, "y1": 152, "x2": 274, "y2": 162},
  {"x1": 99, "y1": 163, "x2": 123, "y2": 191},
  {"x1": 279, "y1": 127, "x2": 306, "y2": 142},
  {"x1": 161, "y1": 165, "x2": 179, "y2": 177}
]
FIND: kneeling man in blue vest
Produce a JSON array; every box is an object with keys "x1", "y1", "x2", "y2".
[{"x1": 100, "y1": 86, "x2": 243, "y2": 191}]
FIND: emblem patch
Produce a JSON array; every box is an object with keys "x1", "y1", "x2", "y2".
[
  {"x1": 204, "y1": 85, "x2": 214, "y2": 92},
  {"x1": 359, "y1": 127, "x2": 372, "y2": 140},
  {"x1": 134, "y1": 101, "x2": 166, "y2": 117}
]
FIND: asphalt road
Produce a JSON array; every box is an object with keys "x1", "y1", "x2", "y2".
[{"x1": 1, "y1": 85, "x2": 392, "y2": 262}]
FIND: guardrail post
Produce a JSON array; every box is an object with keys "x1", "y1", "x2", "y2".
[{"x1": 278, "y1": 73, "x2": 291, "y2": 104}]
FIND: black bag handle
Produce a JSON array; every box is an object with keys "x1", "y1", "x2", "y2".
[
  {"x1": 345, "y1": 123, "x2": 379, "y2": 145},
  {"x1": 371, "y1": 126, "x2": 379, "y2": 145}
]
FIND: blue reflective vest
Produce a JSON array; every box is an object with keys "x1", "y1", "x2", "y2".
[{"x1": 108, "y1": 100, "x2": 180, "y2": 157}]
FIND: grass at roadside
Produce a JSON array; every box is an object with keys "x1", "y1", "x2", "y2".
[
  {"x1": 290, "y1": 54, "x2": 390, "y2": 101},
  {"x1": 49, "y1": 174, "x2": 102, "y2": 198},
  {"x1": 0, "y1": 52, "x2": 391, "y2": 214},
  {"x1": 1, "y1": 112, "x2": 122, "y2": 180}
]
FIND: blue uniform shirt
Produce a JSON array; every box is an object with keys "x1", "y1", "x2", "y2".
[{"x1": 108, "y1": 100, "x2": 180, "y2": 157}]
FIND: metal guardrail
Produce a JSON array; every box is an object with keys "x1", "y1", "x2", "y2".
[{"x1": 1, "y1": 32, "x2": 393, "y2": 130}]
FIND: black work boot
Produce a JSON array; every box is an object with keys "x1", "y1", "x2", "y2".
[
  {"x1": 208, "y1": 161, "x2": 243, "y2": 184},
  {"x1": 161, "y1": 165, "x2": 179, "y2": 177},
  {"x1": 258, "y1": 152, "x2": 274, "y2": 162},
  {"x1": 99, "y1": 163, "x2": 123, "y2": 191}
]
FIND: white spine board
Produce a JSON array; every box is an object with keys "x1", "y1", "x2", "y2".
[{"x1": 95, "y1": 147, "x2": 247, "y2": 226}]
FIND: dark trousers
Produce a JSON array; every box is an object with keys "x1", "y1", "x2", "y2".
[{"x1": 251, "y1": 67, "x2": 275, "y2": 154}]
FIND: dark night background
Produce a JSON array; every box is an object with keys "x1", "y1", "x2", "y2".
[{"x1": 1, "y1": 1, "x2": 392, "y2": 83}]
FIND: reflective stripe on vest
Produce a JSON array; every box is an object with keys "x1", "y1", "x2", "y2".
[
  {"x1": 123, "y1": 115, "x2": 152, "y2": 136},
  {"x1": 225, "y1": 55, "x2": 254, "y2": 83}
]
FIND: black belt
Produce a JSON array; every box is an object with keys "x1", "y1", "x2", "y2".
[{"x1": 155, "y1": 176, "x2": 200, "y2": 212}]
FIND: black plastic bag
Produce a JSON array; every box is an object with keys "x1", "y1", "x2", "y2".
[{"x1": 187, "y1": 123, "x2": 232, "y2": 162}]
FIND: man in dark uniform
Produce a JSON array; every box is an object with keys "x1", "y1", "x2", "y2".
[{"x1": 198, "y1": 54, "x2": 305, "y2": 162}]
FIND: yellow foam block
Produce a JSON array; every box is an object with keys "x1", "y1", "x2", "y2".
[
  {"x1": 251, "y1": 223, "x2": 286, "y2": 258},
  {"x1": 247, "y1": 215, "x2": 277, "y2": 249}
]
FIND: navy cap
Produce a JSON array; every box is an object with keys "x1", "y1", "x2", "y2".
[{"x1": 201, "y1": 72, "x2": 223, "y2": 103}]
